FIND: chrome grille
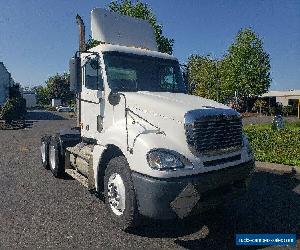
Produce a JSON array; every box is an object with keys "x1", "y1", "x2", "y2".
[{"x1": 185, "y1": 115, "x2": 243, "y2": 155}]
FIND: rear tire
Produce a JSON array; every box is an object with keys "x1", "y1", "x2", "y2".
[
  {"x1": 49, "y1": 137, "x2": 65, "y2": 178},
  {"x1": 104, "y1": 156, "x2": 139, "y2": 230},
  {"x1": 41, "y1": 135, "x2": 51, "y2": 169}
]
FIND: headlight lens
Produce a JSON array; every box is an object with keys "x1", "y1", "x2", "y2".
[{"x1": 147, "y1": 149, "x2": 189, "y2": 170}]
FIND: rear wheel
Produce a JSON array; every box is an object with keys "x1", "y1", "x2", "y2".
[
  {"x1": 49, "y1": 137, "x2": 65, "y2": 178},
  {"x1": 104, "y1": 156, "x2": 139, "y2": 230},
  {"x1": 41, "y1": 135, "x2": 51, "y2": 169}
]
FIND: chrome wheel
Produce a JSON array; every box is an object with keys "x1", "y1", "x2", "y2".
[
  {"x1": 49, "y1": 145, "x2": 56, "y2": 171},
  {"x1": 107, "y1": 173, "x2": 126, "y2": 216},
  {"x1": 41, "y1": 142, "x2": 46, "y2": 163}
]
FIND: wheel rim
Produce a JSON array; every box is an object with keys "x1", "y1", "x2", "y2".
[
  {"x1": 49, "y1": 145, "x2": 56, "y2": 171},
  {"x1": 41, "y1": 142, "x2": 46, "y2": 163},
  {"x1": 107, "y1": 173, "x2": 126, "y2": 216}
]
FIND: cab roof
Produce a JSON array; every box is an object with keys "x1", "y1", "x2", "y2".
[{"x1": 90, "y1": 43, "x2": 178, "y2": 61}]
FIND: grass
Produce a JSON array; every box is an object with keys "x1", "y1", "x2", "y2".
[{"x1": 244, "y1": 121, "x2": 300, "y2": 167}]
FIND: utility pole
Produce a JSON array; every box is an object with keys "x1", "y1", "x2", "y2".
[{"x1": 298, "y1": 99, "x2": 300, "y2": 119}]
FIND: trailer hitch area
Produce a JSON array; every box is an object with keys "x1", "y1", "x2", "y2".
[{"x1": 170, "y1": 183, "x2": 200, "y2": 219}]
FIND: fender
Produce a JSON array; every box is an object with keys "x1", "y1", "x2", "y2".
[
  {"x1": 94, "y1": 117, "x2": 197, "y2": 180},
  {"x1": 92, "y1": 144, "x2": 107, "y2": 192}
]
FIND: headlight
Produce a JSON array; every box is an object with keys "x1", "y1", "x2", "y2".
[{"x1": 147, "y1": 149, "x2": 191, "y2": 171}]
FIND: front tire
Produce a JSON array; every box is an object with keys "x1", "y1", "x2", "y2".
[
  {"x1": 104, "y1": 156, "x2": 139, "y2": 230},
  {"x1": 49, "y1": 137, "x2": 64, "y2": 178}
]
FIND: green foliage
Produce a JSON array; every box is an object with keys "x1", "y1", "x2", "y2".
[
  {"x1": 34, "y1": 73, "x2": 74, "y2": 107},
  {"x1": 268, "y1": 106, "x2": 276, "y2": 116},
  {"x1": 220, "y1": 28, "x2": 271, "y2": 106},
  {"x1": 1, "y1": 84, "x2": 26, "y2": 123},
  {"x1": 34, "y1": 85, "x2": 50, "y2": 106},
  {"x1": 46, "y1": 73, "x2": 72, "y2": 101},
  {"x1": 188, "y1": 28, "x2": 271, "y2": 109},
  {"x1": 9, "y1": 84, "x2": 22, "y2": 99},
  {"x1": 0, "y1": 97, "x2": 26, "y2": 123},
  {"x1": 86, "y1": 0, "x2": 174, "y2": 54},
  {"x1": 282, "y1": 105, "x2": 293, "y2": 117},
  {"x1": 244, "y1": 123, "x2": 300, "y2": 166},
  {"x1": 187, "y1": 55, "x2": 221, "y2": 101},
  {"x1": 86, "y1": 36, "x2": 102, "y2": 50},
  {"x1": 252, "y1": 99, "x2": 268, "y2": 114}
]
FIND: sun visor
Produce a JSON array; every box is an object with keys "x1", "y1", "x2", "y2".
[{"x1": 91, "y1": 8, "x2": 158, "y2": 51}]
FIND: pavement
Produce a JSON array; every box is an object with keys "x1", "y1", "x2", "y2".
[
  {"x1": 0, "y1": 110, "x2": 299, "y2": 249},
  {"x1": 256, "y1": 161, "x2": 300, "y2": 175}
]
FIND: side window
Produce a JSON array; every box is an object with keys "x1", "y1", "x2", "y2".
[
  {"x1": 159, "y1": 66, "x2": 177, "y2": 90},
  {"x1": 85, "y1": 58, "x2": 104, "y2": 90}
]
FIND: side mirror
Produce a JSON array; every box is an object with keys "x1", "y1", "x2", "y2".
[
  {"x1": 69, "y1": 56, "x2": 81, "y2": 93},
  {"x1": 108, "y1": 92, "x2": 121, "y2": 106}
]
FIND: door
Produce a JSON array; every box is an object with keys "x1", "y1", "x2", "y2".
[{"x1": 81, "y1": 56, "x2": 104, "y2": 139}]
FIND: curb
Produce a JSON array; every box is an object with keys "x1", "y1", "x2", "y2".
[{"x1": 255, "y1": 161, "x2": 300, "y2": 175}]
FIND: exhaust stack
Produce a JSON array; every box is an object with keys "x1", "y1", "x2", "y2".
[
  {"x1": 76, "y1": 14, "x2": 86, "y2": 52},
  {"x1": 74, "y1": 14, "x2": 85, "y2": 128}
]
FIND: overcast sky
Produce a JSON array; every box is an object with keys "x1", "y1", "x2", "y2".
[{"x1": 0, "y1": 0, "x2": 299, "y2": 90}]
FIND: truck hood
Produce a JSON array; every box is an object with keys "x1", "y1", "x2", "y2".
[{"x1": 123, "y1": 91, "x2": 237, "y2": 123}]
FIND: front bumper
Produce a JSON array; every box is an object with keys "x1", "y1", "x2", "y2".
[{"x1": 132, "y1": 160, "x2": 254, "y2": 220}]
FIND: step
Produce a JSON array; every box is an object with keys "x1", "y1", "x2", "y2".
[{"x1": 65, "y1": 169, "x2": 88, "y2": 188}]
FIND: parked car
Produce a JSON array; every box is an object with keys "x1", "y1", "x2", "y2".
[{"x1": 57, "y1": 106, "x2": 74, "y2": 112}]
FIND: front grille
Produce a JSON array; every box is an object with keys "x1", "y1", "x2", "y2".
[
  {"x1": 203, "y1": 154, "x2": 241, "y2": 167},
  {"x1": 185, "y1": 115, "x2": 243, "y2": 155}
]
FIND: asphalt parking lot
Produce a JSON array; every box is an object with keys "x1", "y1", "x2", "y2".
[{"x1": 0, "y1": 111, "x2": 299, "y2": 249}]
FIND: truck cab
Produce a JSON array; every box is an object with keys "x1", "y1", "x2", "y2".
[{"x1": 41, "y1": 8, "x2": 254, "y2": 229}]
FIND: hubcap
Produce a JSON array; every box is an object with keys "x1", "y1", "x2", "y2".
[
  {"x1": 41, "y1": 142, "x2": 46, "y2": 163},
  {"x1": 107, "y1": 173, "x2": 126, "y2": 216},
  {"x1": 49, "y1": 146, "x2": 56, "y2": 170}
]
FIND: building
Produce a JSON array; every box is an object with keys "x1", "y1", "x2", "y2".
[
  {"x1": 22, "y1": 91, "x2": 37, "y2": 108},
  {"x1": 261, "y1": 90, "x2": 300, "y2": 106},
  {"x1": 52, "y1": 98, "x2": 62, "y2": 107},
  {"x1": 261, "y1": 90, "x2": 300, "y2": 116},
  {"x1": 0, "y1": 62, "x2": 12, "y2": 106}
]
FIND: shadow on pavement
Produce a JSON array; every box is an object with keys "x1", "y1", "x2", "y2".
[
  {"x1": 130, "y1": 170, "x2": 300, "y2": 249},
  {"x1": 26, "y1": 110, "x2": 67, "y2": 121}
]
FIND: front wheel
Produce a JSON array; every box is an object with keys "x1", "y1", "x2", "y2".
[{"x1": 104, "y1": 156, "x2": 139, "y2": 230}]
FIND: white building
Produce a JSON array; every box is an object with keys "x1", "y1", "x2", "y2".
[
  {"x1": 23, "y1": 91, "x2": 37, "y2": 108},
  {"x1": 261, "y1": 90, "x2": 300, "y2": 106},
  {"x1": 52, "y1": 98, "x2": 62, "y2": 107},
  {"x1": 0, "y1": 62, "x2": 12, "y2": 106}
]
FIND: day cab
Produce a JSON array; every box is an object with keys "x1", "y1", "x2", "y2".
[{"x1": 40, "y1": 8, "x2": 254, "y2": 229}]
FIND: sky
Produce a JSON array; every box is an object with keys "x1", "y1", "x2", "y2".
[{"x1": 0, "y1": 0, "x2": 299, "y2": 91}]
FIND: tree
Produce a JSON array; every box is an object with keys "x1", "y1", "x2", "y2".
[
  {"x1": 220, "y1": 28, "x2": 271, "y2": 110},
  {"x1": 46, "y1": 73, "x2": 74, "y2": 104},
  {"x1": 34, "y1": 73, "x2": 74, "y2": 106},
  {"x1": 34, "y1": 85, "x2": 50, "y2": 106},
  {"x1": 252, "y1": 98, "x2": 268, "y2": 115},
  {"x1": 86, "y1": 0, "x2": 174, "y2": 54},
  {"x1": 187, "y1": 55, "x2": 221, "y2": 101},
  {"x1": 1, "y1": 84, "x2": 26, "y2": 123},
  {"x1": 86, "y1": 36, "x2": 101, "y2": 50}
]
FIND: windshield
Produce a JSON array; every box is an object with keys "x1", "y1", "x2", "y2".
[{"x1": 103, "y1": 52, "x2": 186, "y2": 93}]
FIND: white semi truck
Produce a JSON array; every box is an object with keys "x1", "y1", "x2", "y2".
[{"x1": 40, "y1": 8, "x2": 254, "y2": 229}]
